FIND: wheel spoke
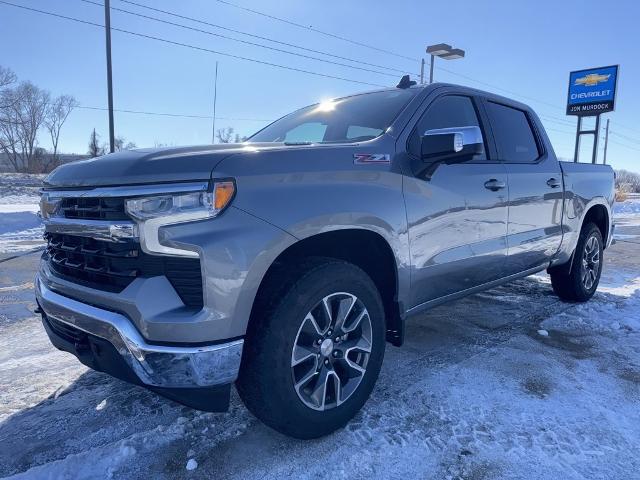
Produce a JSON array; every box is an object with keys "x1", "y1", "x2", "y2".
[
  {"x1": 343, "y1": 309, "x2": 367, "y2": 334},
  {"x1": 304, "y1": 312, "x2": 323, "y2": 337},
  {"x1": 309, "y1": 366, "x2": 331, "y2": 409},
  {"x1": 334, "y1": 295, "x2": 356, "y2": 333},
  {"x1": 292, "y1": 343, "x2": 317, "y2": 367},
  {"x1": 294, "y1": 362, "x2": 318, "y2": 391},
  {"x1": 331, "y1": 371, "x2": 343, "y2": 406}
]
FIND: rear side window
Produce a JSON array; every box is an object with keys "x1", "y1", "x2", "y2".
[{"x1": 486, "y1": 102, "x2": 540, "y2": 163}]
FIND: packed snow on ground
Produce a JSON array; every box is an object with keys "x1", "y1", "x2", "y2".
[
  {"x1": 2, "y1": 212, "x2": 640, "y2": 479},
  {"x1": 1, "y1": 175, "x2": 640, "y2": 479},
  {"x1": 0, "y1": 174, "x2": 44, "y2": 254}
]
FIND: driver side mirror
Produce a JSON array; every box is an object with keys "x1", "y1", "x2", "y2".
[{"x1": 421, "y1": 126, "x2": 484, "y2": 163}]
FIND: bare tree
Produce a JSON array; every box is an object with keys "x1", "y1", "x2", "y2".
[
  {"x1": 0, "y1": 81, "x2": 50, "y2": 172},
  {"x1": 88, "y1": 128, "x2": 104, "y2": 157},
  {"x1": 114, "y1": 136, "x2": 137, "y2": 151},
  {"x1": 44, "y1": 94, "x2": 78, "y2": 170},
  {"x1": 216, "y1": 126, "x2": 234, "y2": 143},
  {"x1": 0, "y1": 66, "x2": 16, "y2": 106},
  {"x1": 615, "y1": 169, "x2": 640, "y2": 193},
  {"x1": 0, "y1": 66, "x2": 15, "y2": 89}
]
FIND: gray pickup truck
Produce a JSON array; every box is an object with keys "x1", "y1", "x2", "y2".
[{"x1": 36, "y1": 81, "x2": 614, "y2": 438}]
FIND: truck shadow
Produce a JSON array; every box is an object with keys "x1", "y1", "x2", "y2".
[{"x1": 0, "y1": 275, "x2": 634, "y2": 478}]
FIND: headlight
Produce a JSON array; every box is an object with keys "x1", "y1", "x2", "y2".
[
  {"x1": 125, "y1": 181, "x2": 235, "y2": 222},
  {"x1": 125, "y1": 180, "x2": 235, "y2": 258}
]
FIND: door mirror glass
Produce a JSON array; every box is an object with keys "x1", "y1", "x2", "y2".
[{"x1": 421, "y1": 126, "x2": 484, "y2": 163}]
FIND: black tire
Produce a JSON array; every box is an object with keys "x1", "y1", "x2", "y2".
[
  {"x1": 236, "y1": 257, "x2": 386, "y2": 439},
  {"x1": 550, "y1": 222, "x2": 603, "y2": 302}
]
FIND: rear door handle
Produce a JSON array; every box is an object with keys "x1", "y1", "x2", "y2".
[
  {"x1": 547, "y1": 177, "x2": 561, "y2": 188},
  {"x1": 484, "y1": 179, "x2": 506, "y2": 191}
]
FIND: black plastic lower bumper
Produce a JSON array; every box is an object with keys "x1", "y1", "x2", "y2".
[{"x1": 41, "y1": 311, "x2": 231, "y2": 412}]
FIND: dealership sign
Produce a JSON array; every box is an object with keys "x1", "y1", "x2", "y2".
[{"x1": 567, "y1": 65, "x2": 618, "y2": 116}]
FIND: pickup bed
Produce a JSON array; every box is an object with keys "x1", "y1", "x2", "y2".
[{"x1": 36, "y1": 82, "x2": 614, "y2": 438}]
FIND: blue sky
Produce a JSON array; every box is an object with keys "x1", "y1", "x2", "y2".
[{"x1": 0, "y1": 0, "x2": 639, "y2": 171}]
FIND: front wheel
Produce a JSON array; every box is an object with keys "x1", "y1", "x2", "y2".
[
  {"x1": 236, "y1": 258, "x2": 386, "y2": 439},
  {"x1": 550, "y1": 222, "x2": 603, "y2": 302}
]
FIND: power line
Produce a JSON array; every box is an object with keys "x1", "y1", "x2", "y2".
[
  {"x1": 213, "y1": 0, "x2": 420, "y2": 63},
  {"x1": 610, "y1": 131, "x2": 640, "y2": 145},
  {"x1": 77, "y1": 105, "x2": 272, "y2": 121},
  {"x1": 116, "y1": 0, "x2": 416, "y2": 76},
  {"x1": 0, "y1": 0, "x2": 388, "y2": 88},
  {"x1": 122, "y1": 0, "x2": 640, "y2": 137},
  {"x1": 79, "y1": 0, "x2": 410, "y2": 79}
]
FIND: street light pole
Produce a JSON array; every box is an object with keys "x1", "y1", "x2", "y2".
[
  {"x1": 429, "y1": 54, "x2": 435, "y2": 83},
  {"x1": 104, "y1": 0, "x2": 115, "y2": 154},
  {"x1": 426, "y1": 43, "x2": 465, "y2": 83}
]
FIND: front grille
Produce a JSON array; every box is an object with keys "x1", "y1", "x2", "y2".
[
  {"x1": 59, "y1": 196, "x2": 129, "y2": 221},
  {"x1": 45, "y1": 232, "x2": 203, "y2": 309}
]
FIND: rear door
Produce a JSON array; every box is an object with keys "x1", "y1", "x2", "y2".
[
  {"x1": 483, "y1": 101, "x2": 563, "y2": 274},
  {"x1": 402, "y1": 94, "x2": 509, "y2": 307}
]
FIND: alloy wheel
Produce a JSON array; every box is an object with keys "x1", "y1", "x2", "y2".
[
  {"x1": 581, "y1": 235, "x2": 600, "y2": 290},
  {"x1": 291, "y1": 292, "x2": 372, "y2": 411}
]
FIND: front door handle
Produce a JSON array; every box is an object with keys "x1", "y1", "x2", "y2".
[
  {"x1": 484, "y1": 179, "x2": 506, "y2": 191},
  {"x1": 547, "y1": 177, "x2": 561, "y2": 188}
]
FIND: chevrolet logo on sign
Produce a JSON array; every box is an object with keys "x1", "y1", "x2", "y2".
[
  {"x1": 567, "y1": 65, "x2": 618, "y2": 116},
  {"x1": 574, "y1": 73, "x2": 611, "y2": 87}
]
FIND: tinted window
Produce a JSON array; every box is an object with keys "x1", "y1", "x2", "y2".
[
  {"x1": 249, "y1": 89, "x2": 417, "y2": 143},
  {"x1": 486, "y1": 102, "x2": 540, "y2": 163},
  {"x1": 346, "y1": 125, "x2": 384, "y2": 140},
  {"x1": 284, "y1": 122, "x2": 327, "y2": 143},
  {"x1": 409, "y1": 95, "x2": 485, "y2": 159}
]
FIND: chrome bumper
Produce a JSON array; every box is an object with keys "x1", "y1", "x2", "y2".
[{"x1": 35, "y1": 275, "x2": 243, "y2": 388}]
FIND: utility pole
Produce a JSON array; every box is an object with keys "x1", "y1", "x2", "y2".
[
  {"x1": 211, "y1": 61, "x2": 219, "y2": 144},
  {"x1": 104, "y1": 0, "x2": 115, "y2": 153},
  {"x1": 603, "y1": 118, "x2": 610, "y2": 165},
  {"x1": 420, "y1": 58, "x2": 425, "y2": 84},
  {"x1": 104, "y1": 0, "x2": 116, "y2": 153}
]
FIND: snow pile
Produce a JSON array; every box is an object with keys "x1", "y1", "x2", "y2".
[
  {"x1": 0, "y1": 174, "x2": 44, "y2": 254},
  {"x1": 613, "y1": 198, "x2": 640, "y2": 216}
]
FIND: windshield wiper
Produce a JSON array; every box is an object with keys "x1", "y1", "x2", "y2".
[{"x1": 284, "y1": 141, "x2": 313, "y2": 146}]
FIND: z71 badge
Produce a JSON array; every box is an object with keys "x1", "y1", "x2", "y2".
[{"x1": 353, "y1": 153, "x2": 391, "y2": 165}]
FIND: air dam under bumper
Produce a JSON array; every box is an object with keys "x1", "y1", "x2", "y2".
[{"x1": 35, "y1": 275, "x2": 243, "y2": 411}]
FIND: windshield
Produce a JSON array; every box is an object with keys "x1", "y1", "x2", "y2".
[{"x1": 248, "y1": 88, "x2": 418, "y2": 144}]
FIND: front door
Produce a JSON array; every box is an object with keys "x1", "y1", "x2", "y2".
[{"x1": 403, "y1": 95, "x2": 509, "y2": 309}]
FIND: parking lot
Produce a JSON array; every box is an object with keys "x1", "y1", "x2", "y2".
[{"x1": 0, "y1": 198, "x2": 638, "y2": 479}]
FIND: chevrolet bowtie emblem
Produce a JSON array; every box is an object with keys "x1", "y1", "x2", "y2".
[{"x1": 574, "y1": 73, "x2": 611, "y2": 87}]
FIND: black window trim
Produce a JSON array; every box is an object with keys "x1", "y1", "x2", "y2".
[
  {"x1": 405, "y1": 93, "x2": 495, "y2": 164},
  {"x1": 485, "y1": 100, "x2": 546, "y2": 165}
]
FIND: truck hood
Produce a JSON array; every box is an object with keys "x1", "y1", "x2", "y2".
[{"x1": 43, "y1": 143, "x2": 289, "y2": 188}]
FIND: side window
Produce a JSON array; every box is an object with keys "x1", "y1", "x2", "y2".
[
  {"x1": 283, "y1": 122, "x2": 327, "y2": 143},
  {"x1": 408, "y1": 95, "x2": 486, "y2": 160},
  {"x1": 346, "y1": 125, "x2": 383, "y2": 141},
  {"x1": 486, "y1": 102, "x2": 540, "y2": 163}
]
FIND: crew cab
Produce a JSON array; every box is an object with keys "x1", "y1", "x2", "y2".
[{"x1": 35, "y1": 81, "x2": 615, "y2": 438}]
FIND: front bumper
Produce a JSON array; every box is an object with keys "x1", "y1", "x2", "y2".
[{"x1": 36, "y1": 276, "x2": 243, "y2": 399}]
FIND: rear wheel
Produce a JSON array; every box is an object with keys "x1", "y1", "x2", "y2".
[
  {"x1": 236, "y1": 258, "x2": 385, "y2": 439},
  {"x1": 550, "y1": 222, "x2": 603, "y2": 302}
]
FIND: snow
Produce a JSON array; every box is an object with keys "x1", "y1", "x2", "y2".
[
  {"x1": 1, "y1": 175, "x2": 640, "y2": 478},
  {"x1": 0, "y1": 174, "x2": 44, "y2": 254}
]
